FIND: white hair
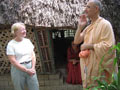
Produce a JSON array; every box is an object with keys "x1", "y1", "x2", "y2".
[{"x1": 11, "y1": 22, "x2": 25, "y2": 34}]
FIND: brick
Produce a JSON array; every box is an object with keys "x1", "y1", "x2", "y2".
[
  {"x1": 0, "y1": 87, "x2": 5, "y2": 90},
  {"x1": 38, "y1": 75, "x2": 49, "y2": 80},
  {"x1": 49, "y1": 74, "x2": 60, "y2": 80},
  {"x1": 0, "y1": 74, "x2": 83, "y2": 90},
  {"x1": 3, "y1": 87, "x2": 14, "y2": 90},
  {"x1": 0, "y1": 81, "x2": 9, "y2": 87},
  {"x1": 39, "y1": 80, "x2": 45, "y2": 86},
  {"x1": 44, "y1": 80, "x2": 50, "y2": 86}
]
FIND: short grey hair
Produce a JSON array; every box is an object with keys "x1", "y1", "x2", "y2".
[
  {"x1": 93, "y1": 0, "x2": 102, "y2": 11},
  {"x1": 11, "y1": 22, "x2": 25, "y2": 34}
]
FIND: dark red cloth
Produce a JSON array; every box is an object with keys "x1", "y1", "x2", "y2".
[{"x1": 66, "y1": 47, "x2": 82, "y2": 84}]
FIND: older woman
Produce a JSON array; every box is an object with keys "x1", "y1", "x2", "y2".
[{"x1": 6, "y1": 22, "x2": 39, "y2": 90}]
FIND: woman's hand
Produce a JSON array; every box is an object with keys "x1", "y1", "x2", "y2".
[
  {"x1": 26, "y1": 68, "x2": 36, "y2": 76},
  {"x1": 73, "y1": 60, "x2": 79, "y2": 65}
]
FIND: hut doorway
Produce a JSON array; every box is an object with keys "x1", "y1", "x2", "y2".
[
  {"x1": 51, "y1": 29, "x2": 75, "y2": 72},
  {"x1": 35, "y1": 29, "x2": 75, "y2": 74},
  {"x1": 35, "y1": 29, "x2": 55, "y2": 74}
]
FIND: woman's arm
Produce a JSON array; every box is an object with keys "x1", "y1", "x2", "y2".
[
  {"x1": 7, "y1": 55, "x2": 28, "y2": 72},
  {"x1": 8, "y1": 55, "x2": 36, "y2": 76},
  {"x1": 31, "y1": 51, "x2": 36, "y2": 70}
]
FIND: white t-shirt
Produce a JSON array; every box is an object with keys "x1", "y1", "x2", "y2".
[{"x1": 6, "y1": 38, "x2": 34, "y2": 63}]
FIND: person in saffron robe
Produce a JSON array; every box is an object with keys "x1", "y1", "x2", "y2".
[
  {"x1": 74, "y1": 0, "x2": 117, "y2": 89},
  {"x1": 66, "y1": 41, "x2": 82, "y2": 84}
]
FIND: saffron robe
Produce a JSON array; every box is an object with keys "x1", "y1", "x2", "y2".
[
  {"x1": 81, "y1": 17, "x2": 117, "y2": 88},
  {"x1": 66, "y1": 47, "x2": 82, "y2": 84}
]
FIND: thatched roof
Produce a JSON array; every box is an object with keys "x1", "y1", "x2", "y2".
[{"x1": 0, "y1": 0, "x2": 86, "y2": 28}]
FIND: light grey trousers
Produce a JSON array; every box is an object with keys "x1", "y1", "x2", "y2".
[{"x1": 11, "y1": 62, "x2": 39, "y2": 90}]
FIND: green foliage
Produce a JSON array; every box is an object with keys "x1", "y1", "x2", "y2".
[{"x1": 86, "y1": 43, "x2": 120, "y2": 90}]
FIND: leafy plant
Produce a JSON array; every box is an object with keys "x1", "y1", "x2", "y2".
[{"x1": 85, "y1": 43, "x2": 120, "y2": 90}]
